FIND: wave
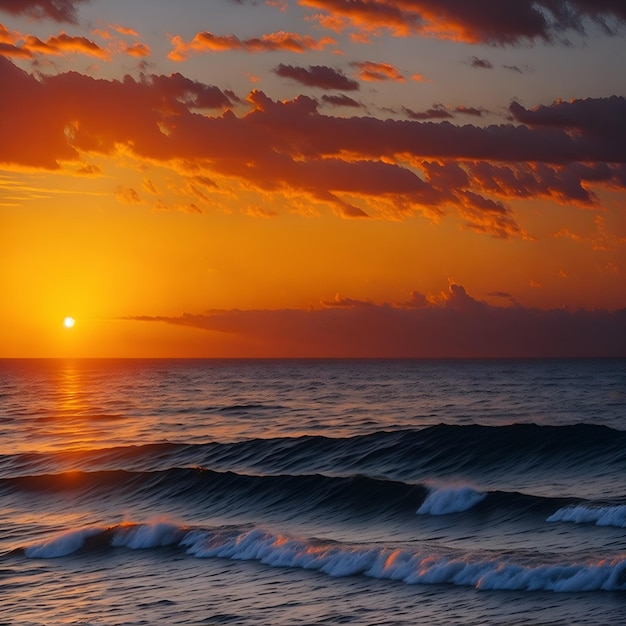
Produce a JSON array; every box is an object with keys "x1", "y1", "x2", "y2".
[
  {"x1": 0, "y1": 466, "x2": 577, "y2": 527},
  {"x1": 2, "y1": 423, "x2": 624, "y2": 483},
  {"x1": 547, "y1": 504, "x2": 626, "y2": 528},
  {"x1": 17, "y1": 520, "x2": 626, "y2": 593}
]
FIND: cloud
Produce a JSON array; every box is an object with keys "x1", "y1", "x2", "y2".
[
  {"x1": 509, "y1": 97, "x2": 626, "y2": 143},
  {"x1": 76, "y1": 163, "x2": 100, "y2": 175},
  {"x1": 274, "y1": 63, "x2": 359, "y2": 90},
  {"x1": 115, "y1": 185, "x2": 141, "y2": 204},
  {"x1": 0, "y1": 22, "x2": 152, "y2": 61},
  {"x1": 555, "y1": 215, "x2": 626, "y2": 252},
  {"x1": 321, "y1": 93, "x2": 363, "y2": 108},
  {"x1": 403, "y1": 103, "x2": 453, "y2": 120},
  {"x1": 1, "y1": 58, "x2": 625, "y2": 236},
  {"x1": 142, "y1": 178, "x2": 158, "y2": 194},
  {"x1": 455, "y1": 106, "x2": 484, "y2": 117},
  {"x1": 470, "y1": 56, "x2": 493, "y2": 69},
  {"x1": 300, "y1": 0, "x2": 626, "y2": 44},
  {"x1": 23, "y1": 32, "x2": 109, "y2": 58},
  {"x1": 110, "y1": 24, "x2": 139, "y2": 37},
  {"x1": 0, "y1": 41, "x2": 33, "y2": 58},
  {"x1": 168, "y1": 30, "x2": 335, "y2": 61},
  {"x1": 467, "y1": 161, "x2": 625, "y2": 205},
  {"x1": 122, "y1": 42, "x2": 150, "y2": 58},
  {"x1": 0, "y1": 0, "x2": 87, "y2": 23},
  {"x1": 320, "y1": 293, "x2": 375, "y2": 308},
  {"x1": 125, "y1": 283, "x2": 626, "y2": 358},
  {"x1": 351, "y1": 60, "x2": 405, "y2": 82}
]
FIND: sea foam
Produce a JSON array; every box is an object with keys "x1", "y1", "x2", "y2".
[
  {"x1": 182, "y1": 526, "x2": 626, "y2": 592},
  {"x1": 416, "y1": 485, "x2": 487, "y2": 515},
  {"x1": 24, "y1": 526, "x2": 104, "y2": 558},
  {"x1": 547, "y1": 504, "x2": 626, "y2": 528}
]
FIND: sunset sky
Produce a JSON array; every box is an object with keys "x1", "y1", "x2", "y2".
[{"x1": 1, "y1": 0, "x2": 625, "y2": 358}]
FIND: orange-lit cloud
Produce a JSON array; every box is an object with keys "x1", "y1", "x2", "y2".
[
  {"x1": 168, "y1": 30, "x2": 336, "y2": 61},
  {"x1": 300, "y1": 0, "x2": 626, "y2": 44},
  {"x1": 91, "y1": 23, "x2": 145, "y2": 56},
  {"x1": 302, "y1": 0, "x2": 419, "y2": 37},
  {"x1": 111, "y1": 24, "x2": 139, "y2": 37},
  {"x1": 553, "y1": 215, "x2": 626, "y2": 253},
  {"x1": 351, "y1": 60, "x2": 404, "y2": 82},
  {"x1": 125, "y1": 283, "x2": 626, "y2": 358},
  {"x1": 121, "y1": 41, "x2": 150, "y2": 57},
  {"x1": 0, "y1": 21, "x2": 151, "y2": 61},
  {"x1": 23, "y1": 32, "x2": 109, "y2": 58}
]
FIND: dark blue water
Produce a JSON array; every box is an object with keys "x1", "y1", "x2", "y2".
[{"x1": 1, "y1": 358, "x2": 625, "y2": 624}]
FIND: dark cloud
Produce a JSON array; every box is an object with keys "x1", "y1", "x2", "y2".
[
  {"x1": 466, "y1": 161, "x2": 624, "y2": 205},
  {"x1": 455, "y1": 106, "x2": 484, "y2": 117},
  {"x1": 321, "y1": 93, "x2": 363, "y2": 108},
  {"x1": 470, "y1": 56, "x2": 493, "y2": 69},
  {"x1": 126, "y1": 284, "x2": 626, "y2": 358},
  {"x1": 509, "y1": 97, "x2": 626, "y2": 142},
  {"x1": 403, "y1": 103, "x2": 453, "y2": 120},
  {"x1": 0, "y1": 0, "x2": 87, "y2": 23},
  {"x1": 274, "y1": 64, "x2": 360, "y2": 91}
]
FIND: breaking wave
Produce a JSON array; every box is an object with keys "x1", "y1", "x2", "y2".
[{"x1": 19, "y1": 521, "x2": 626, "y2": 593}]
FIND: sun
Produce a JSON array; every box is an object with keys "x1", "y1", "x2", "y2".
[{"x1": 63, "y1": 316, "x2": 76, "y2": 329}]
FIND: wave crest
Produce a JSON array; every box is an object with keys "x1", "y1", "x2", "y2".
[
  {"x1": 416, "y1": 486, "x2": 487, "y2": 516},
  {"x1": 547, "y1": 504, "x2": 626, "y2": 528},
  {"x1": 21, "y1": 520, "x2": 626, "y2": 592}
]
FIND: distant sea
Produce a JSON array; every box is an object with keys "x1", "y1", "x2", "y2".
[{"x1": 1, "y1": 358, "x2": 625, "y2": 625}]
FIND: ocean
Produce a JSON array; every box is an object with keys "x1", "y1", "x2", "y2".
[{"x1": 1, "y1": 358, "x2": 625, "y2": 625}]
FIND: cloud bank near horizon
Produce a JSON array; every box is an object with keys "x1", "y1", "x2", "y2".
[{"x1": 126, "y1": 284, "x2": 626, "y2": 358}]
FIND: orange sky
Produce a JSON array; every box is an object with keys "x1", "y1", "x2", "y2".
[{"x1": 1, "y1": 0, "x2": 625, "y2": 357}]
